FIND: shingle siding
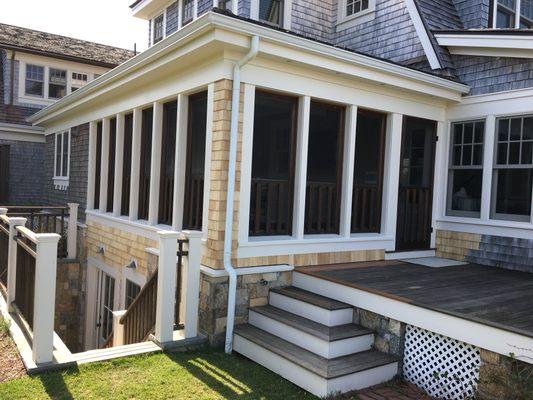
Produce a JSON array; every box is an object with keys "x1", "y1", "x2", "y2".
[
  {"x1": 453, "y1": 55, "x2": 533, "y2": 95},
  {"x1": 166, "y1": 1, "x2": 180, "y2": 36},
  {"x1": 334, "y1": 0, "x2": 426, "y2": 65},
  {"x1": 239, "y1": 0, "x2": 251, "y2": 18},
  {"x1": 198, "y1": 0, "x2": 213, "y2": 16},
  {"x1": 0, "y1": 139, "x2": 44, "y2": 205},
  {"x1": 451, "y1": 0, "x2": 490, "y2": 28},
  {"x1": 44, "y1": 124, "x2": 89, "y2": 219},
  {"x1": 290, "y1": 0, "x2": 336, "y2": 42}
]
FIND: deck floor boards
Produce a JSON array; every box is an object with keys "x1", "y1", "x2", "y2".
[{"x1": 296, "y1": 262, "x2": 533, "y2": 338}]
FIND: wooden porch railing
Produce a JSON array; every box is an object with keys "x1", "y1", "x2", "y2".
[
  {"x1": 13, "y1": 229, "x2": 37, "y2": 329},
  {"x1": 0, "y1": 217, "x2": 9, "y2": 291},
  {"x1": 396, "y1": 187, "x2": 432, "y2": 250},
  {"x1": 351, "y1": 184, "x2": 381, "y2": 233},
  {"x1": 102, "y1": 239, "x2": 188, "y2": 348},
  {"x1": 4, "y1": 206, "x2": 70, "y2": 258},
  {"x1": 249, "y1": 178, "x2": 291, "y2": 236},
  {"x1": 305, "y1": 181, "x2": 339, "y2": 234}
]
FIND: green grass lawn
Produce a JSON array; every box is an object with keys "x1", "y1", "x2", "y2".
[{"x1": 0, "y1": 347, "x2": 320, "y2": 400}]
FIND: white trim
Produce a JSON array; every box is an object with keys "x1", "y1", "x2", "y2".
[
  {"x1": 435, "y1": 33, "x2": 533, "y2": 59},
  {"x1": 87, "y1": 121, "x2": 97, "y2": 210},
  {"x1": 202, "y1": 84, "x2": 215, "y2": 240},
  {"x1": 403, "y1": 0, "x2": 442, "y2": 70},
  {"x1": 384, "y1": 249, "x2": 436, "y2": 260},
  {"x1": 53, "y1": 130, "x2": 71, "y2": 189},
  {"x1": 113, "y1": 114, "x2": 125, "y2": 217},
  {"x1": 435, "y1": 217, "x2": 533, "y2": 240},
  {"x1": 172, "y1": 94, "x2": 188, "y2": 231},
  {"x1": 99, "y1": 118, "x2": 110, "y2": 213},
  {"x1": 340, "y1": 105, "x2": 357, "y2": 238},
  {"x1": 148, "y1": 101, "x2": 164, "y2": 225},
  {"x1": 293, "y1": 272, "x2": 533, "y2": 365},
  {"x1": 0, "y1": 123, "x2": 45, "y2": 142},
  {"x1": 336, "y1": 0, "x2": 376, "y2": 31},
  {"x1": 293, "y1": 95, "x2": 310, "y2": 240}
]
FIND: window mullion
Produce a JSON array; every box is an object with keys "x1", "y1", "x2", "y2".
[
  {"x1": 481, "y1": 115, "x2": 496, "y2": 221},
  {"x1": 339, "y1": 105, "x2": 357, "y2": 238},
  {"x1": 292, "y1": 96, "x2": 310, "y2": 239}
]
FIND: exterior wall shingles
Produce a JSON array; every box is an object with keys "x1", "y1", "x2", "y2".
[{"x1": 451, "y1": 0, "x2": 490, "y2": 29}]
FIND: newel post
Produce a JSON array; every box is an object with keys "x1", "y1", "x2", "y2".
[
  {"x1": 183, "y1": 231, "x2": 201, "y2": 339},
  {"x1": 67, "y1": 203, "x2": 79, "y2": 259},
  {"x1": 33, "y1": 233, "x2": 60, "y2": 364},
  {"x1": 112, "y1": 310, "x2": 127, "y2": 346},
  {"x1": 6, "y1": 217, "x2": 27, "y2": 312},
  {"x1": 154, "y1": 231, "x2": 180, "y2": 344}
]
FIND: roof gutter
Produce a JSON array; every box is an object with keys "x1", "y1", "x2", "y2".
[{"x1": 224, "y1": 35, "x2": 259, "y2": 354}]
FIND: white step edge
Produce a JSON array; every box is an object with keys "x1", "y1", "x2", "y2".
[
  {"x1": 234, "y1": 334, "x2": 398, "y2": 398},
  {"x1": 249, "y1": 310, "x2": 373, "y2": 359},
  {"x1": 269, "y1": 292, "x2": 353, "y2": 327},
  {"x1": 73, "y1": 341, "x2": 160, "y2": 364},
  {"x1": 384, "y1": 250, "x2": 436, "y2": 260}
]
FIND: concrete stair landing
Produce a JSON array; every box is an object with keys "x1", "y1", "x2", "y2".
[{"x1": 234, "y1": 286, "x2": 399, "y2": 397}]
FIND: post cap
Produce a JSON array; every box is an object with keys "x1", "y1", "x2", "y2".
[
  {"x1": 157, "y1": 230, "x2": 181, "y2": 239},
  {"x1": 0, "y1": 208, "x2": 7, "y2": 215},
  {"x1": 182, "y1": 230, "x2": 203, "y2": 239},
  {"x1": 8, "y1": 217, "x2": 27, "y2": 226},
  {"x1": 35, "y1": 233, "x2": 61, "y2": 244}
]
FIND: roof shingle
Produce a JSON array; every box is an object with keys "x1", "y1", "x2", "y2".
[{"x1": 0, "y1": 23, "x2": 135, "y2": 68}]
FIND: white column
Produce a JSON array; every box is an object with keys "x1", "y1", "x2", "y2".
[
  {"x1": 99, "y1": 118, "x2": 110, "y2": 213},
  {"x1": 129, "y1": 108, "x2": 142, "y2": 220},
  {"x1": 67, "y1": 203, "x2": 79, "y2": 259},
  {"x1": 382, "y1": 113, "x2": 403, "y2": 246},
  {"x1": 112, "y1": 310, "x2": 127, "y2": 346},
  {"x1": 113, "y1": 114, "x2": 125, "y2": 217},
  {"x1": 431, "y1": 121, "x2": 448, "y2": 248},
  {"x1": 172, "y1": 95, "x2": 189, "y2": 231},
  {"x1": 340, "y1": 105, "x2": 358, "y2": 238},
  {"x1": 32, "y1": 233, "x2": 60, "y2": 364},
  {"x1": 154, "y1": 230, "x2": 180, "y2": 344},
  {"x1": 87, "y1": 121, "x2": 97, "y2": 210},
  {"x1": 149, "y1": 102, "x2": 164, "y2": 226},
  {"x1": 182, "y1": 231, "x2": 201, "y2": 338},
  {"x1": 292, "y1": 96, "x2": 311, "y2": 239},
  {"x1": 6, "y1": 217, "x2": 26, "y2": 311},
  {"x1": 516, "y1": 0, "x2": 522, "y2": 29},
  {"x1": 237, "y1": 84, "x2": 255, "y2": 244},
  {"x1": 481, "y1": 115, "x2": 496, "y2": 221}
]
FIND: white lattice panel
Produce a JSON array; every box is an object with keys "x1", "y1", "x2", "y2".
[{"x1": 403, "y1": 325, "x2": 480, "y2": 400}]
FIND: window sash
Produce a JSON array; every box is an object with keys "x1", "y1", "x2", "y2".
[
  {"x1": 153, "y1": 13, "x2": 164, "y2": 43},
  {"x1": 55, "y1": 131, "x2": 70, "y2": 178},
  {"x1": 25, "y1": 64, "x2": 44, "y2": 97},
  {"x1": 182, "y1": 0, "x2": 195, "y2": 25}
]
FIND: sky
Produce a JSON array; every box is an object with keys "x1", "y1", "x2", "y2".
[{"x1": 0, "y1": 0, "x2": 148, "y2": 52}]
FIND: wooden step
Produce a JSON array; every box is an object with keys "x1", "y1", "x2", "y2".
[
  {"x1": 234, "y1": 324, "x2": 399, "y2": 397},
  {"x1": 249, "y1": 305, "x2": 374, "y2": 358},
  {"x1": 269, "y1": 287, "x2": 353, "y2": 327}
]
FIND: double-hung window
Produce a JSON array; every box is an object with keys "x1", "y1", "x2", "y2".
[
  {"x1": 258, "y1": 0, "x2": 284, "y2": 27},
  {"x1": 49, "y1": 68, "x2": 67, "y2": 99},
  {"x1": 182, "y1": 0, "x2": 195, "y2": 25},
  {"x1": 447, "y1": 121, "x2": 485, "y2": 217},
  {"x1": 494, "y1": 0, "x2": 533, "y2": 28},
  {"x1": 346, "y1": 0, "x2": 369, "y2": 17},
  {"x1": 491, "y1": 116, "x2": 533, "y2": 221},
  {"x1": 25, "y1": 64, "x2": 44, "y2": 97},
  {"x1": 153, "y1": 13, "x2": 164, "y2": 44},
  {"x1": 71, "y1": 72, "x2": 88, "y2": 92},
  {"x1": 55, "y1": 131, "x2": 70, "y2": 178}
]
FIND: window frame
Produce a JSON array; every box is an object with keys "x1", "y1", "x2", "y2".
[
  {"x1": 54, "y1": 130, "x2": 71, "y2": 179},
  {"x1": 337, "y1": 0, "x2": 376, "y2": 29},
  {"x1": 250, "y1": 0, "x2": 292, "y2": 30},
  {"x1": 491, "y1": 0, "x2": 533, "y2": 28},
  {"x1": 152, "y1": 12, "x2": 166, "y2": 44},
  {"x1": 48, "y1": 67, "x2": 67, "y2": 99},
  {"x1": 490, "y1": 115, "x2": 533, "y2": 222},
  {"x1": 71, "y1": 71, "x2": 89, "y2": 92},
  {"x1": 24, "y1": 63, "x2": 45, "y2": 98},
  {"x1": 446, "y1": 120, "x2": 485, "y2": 219}
]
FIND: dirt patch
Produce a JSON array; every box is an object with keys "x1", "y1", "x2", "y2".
[{"x1": 0, "y1": 319, "x2": 26, "y2": 382}]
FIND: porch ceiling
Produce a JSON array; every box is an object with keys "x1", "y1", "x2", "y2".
[{"x1": 297, "y1": 261, "x2": 533, "y2": 339}]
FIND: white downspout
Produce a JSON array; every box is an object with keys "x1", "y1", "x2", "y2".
[{"x1": 224, "y1": 35, "x2": 260, "y2": 354}]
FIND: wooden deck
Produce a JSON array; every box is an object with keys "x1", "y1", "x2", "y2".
[{"x1": 296, "y1": 260, "x2": 533, "y2": 338}]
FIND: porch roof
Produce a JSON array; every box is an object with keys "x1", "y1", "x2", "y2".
[{"x1": 28, "y1": 10, "x2": 470, "y2": 129}]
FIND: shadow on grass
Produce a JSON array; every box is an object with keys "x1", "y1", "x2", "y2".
[
  {"x1": 35, "y1": 364, "x2": 79, "y2": 400},
  {"x1": 164, "y1": 348, "x2": 316, "y2": 400}
]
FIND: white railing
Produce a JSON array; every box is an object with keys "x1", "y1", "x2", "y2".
[{"x1": 0, "y1": 208, "x2": 61, "y2": 364}]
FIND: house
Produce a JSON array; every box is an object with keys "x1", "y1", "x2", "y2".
[
  {"x1": 0, "y1": 23, "x2": 134, "y2": 205},
  {"x1": 2, "y1": 0, "x2": 533, "y2": 398}
]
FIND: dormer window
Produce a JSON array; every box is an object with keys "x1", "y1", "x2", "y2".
[
  {"x1": 218, "y1": 0, "x2": 232, "y2": 11},
  {"x1": 182, "y1": 0, "x2": 195, "y2": 25},
  {"x1": 259, "y1": 0, "x2": 284, "y2": 27},
  {"x1": 493, "y1": 0, "x2": 533, "y2": 28},
  {"x1": 153, "y1": 13, "x2": 164, "y2": 44},
  {"x1": 346, "y1": 0, "x2": 369, "y2": 17}
]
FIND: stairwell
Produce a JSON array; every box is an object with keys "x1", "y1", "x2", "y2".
[{"x1": 234, "y1": 286, "x2": 399, "y2": 397}]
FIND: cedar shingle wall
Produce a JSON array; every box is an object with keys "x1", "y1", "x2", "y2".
[{"x1": 451, "y1": 0, "x2": 490, "y2": 29}]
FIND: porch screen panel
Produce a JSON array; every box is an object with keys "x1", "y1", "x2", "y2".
[
  {"x1": 351, "y1": 110, "x2": 386, "y2": 233},
  {"x1": 249, "y1": 91, "x2": 298, "y2": 236},
  {"x1": 305, "y1": 101, "x2": 345, "y2": 235},
  {"x1": 158, "y1": 100, "x2": 177, "y2": 225},
  {"x1": 121, "y1": 113, "x2": 133, "y2": 216},
  {"x1": 94, "y1": 122, "x2": 102, "y2": 209},
  {"x1": 106, "y1": 117, "x2": 117, "y2": 213},
  {"x1": 183, "y1": 92, "x2": 207, "y2": 231},
  {"x1": 138, "y1": 108, "x2": 153, "y2": 221}
]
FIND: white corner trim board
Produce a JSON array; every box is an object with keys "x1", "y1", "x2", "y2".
[{"x1": 403, "y1": 0, "x2": 442, "y2": 70}]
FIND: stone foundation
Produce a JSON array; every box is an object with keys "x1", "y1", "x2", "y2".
[
  {"x1": 354, "y1": 308, "x2": 406, "y2": 365},
  {"x1": 199, "y1": 271, "x2": 291, "y2": 346}
]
